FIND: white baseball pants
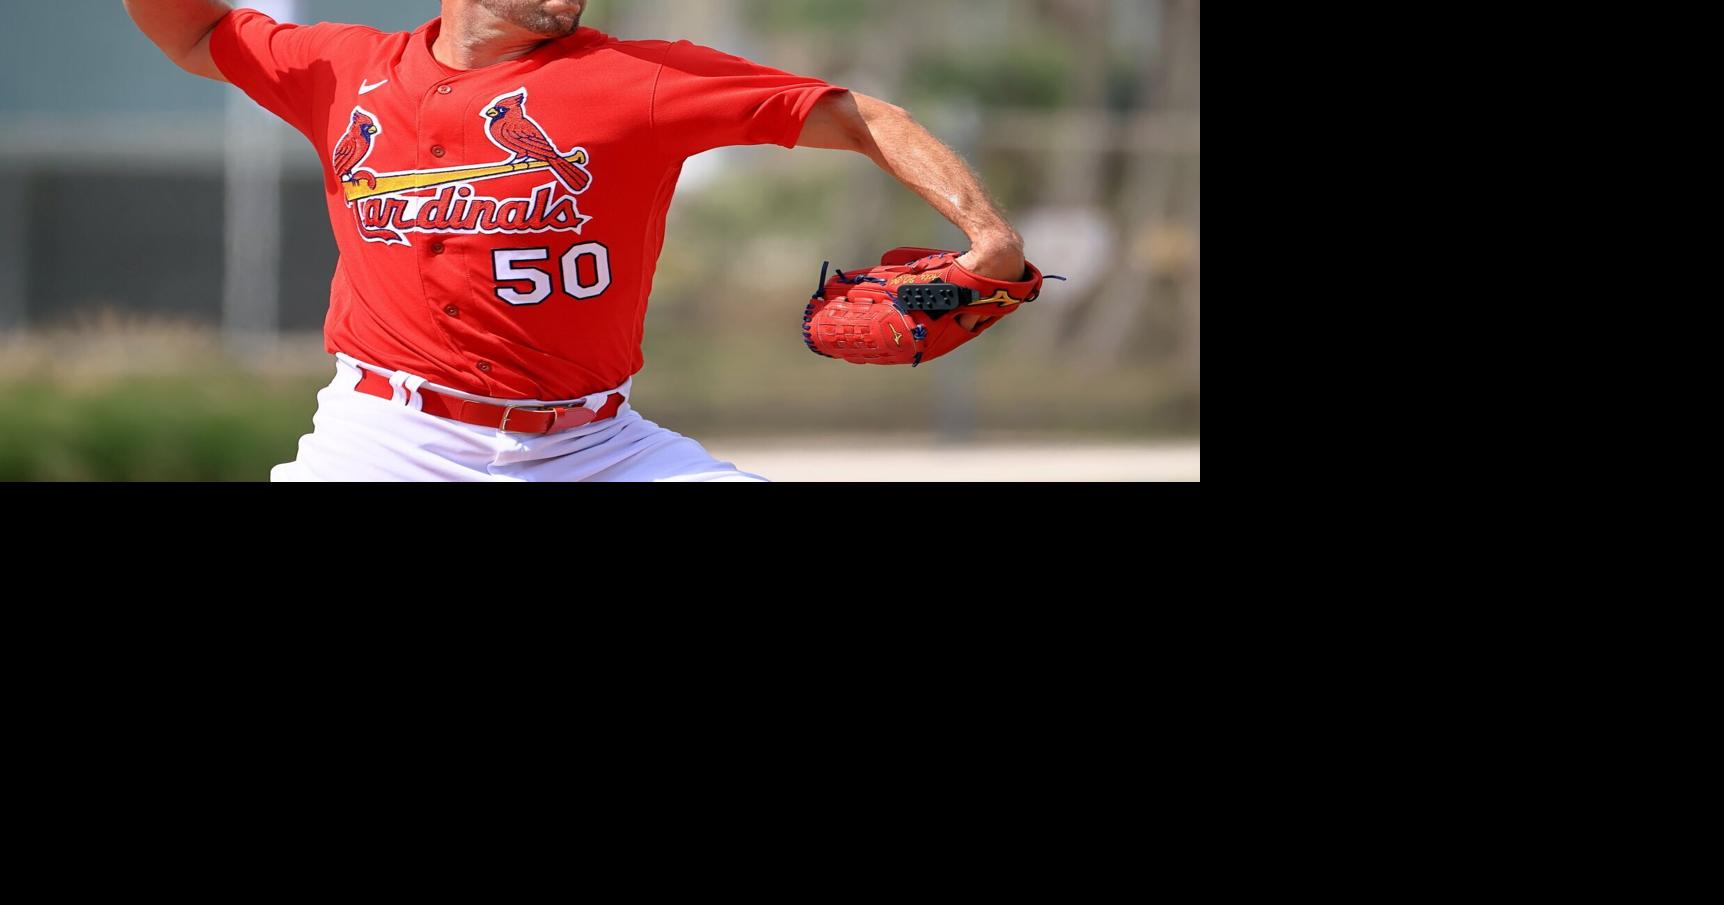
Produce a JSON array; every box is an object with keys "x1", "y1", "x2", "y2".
[{"x1": 270, "y1": 357, "x2": 770, "y2": 482}]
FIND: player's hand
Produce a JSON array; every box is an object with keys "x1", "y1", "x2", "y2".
[{"x1": 955, "y1": 241, "x2": 1027, "y2": 331}]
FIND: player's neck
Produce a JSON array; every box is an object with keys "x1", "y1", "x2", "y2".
[{"x1": 432, "y1": 14, "x2": 553, "y2": 70}]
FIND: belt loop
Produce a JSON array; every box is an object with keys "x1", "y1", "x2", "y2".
[
  {"x1": 388, "y1": 371, "x2": 412, "y2": 406},
  {"x1": 604, "y1": 376, "x2": 634, "y2": 412},
  {"x1": 403, "y1": 375, "x2": 428, "y2": 412},
  {"x1": 336, "y1": 358, "x2": 363, "y2": 392}
]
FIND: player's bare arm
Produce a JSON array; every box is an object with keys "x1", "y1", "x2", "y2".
[
  {"x1": 798, "y1": 90, "x2": 1027, "y2": 331},
  {"x1": 123, "y1": 0, "x2": 233, "y2": 82}
]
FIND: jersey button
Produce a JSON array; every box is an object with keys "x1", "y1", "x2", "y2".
[
  {"x1": 477, "y1": 361, "x2": 493, "y2": 373},
  {"x1": 444, "y1": 305, "x2": 460, "y2": 317},
  {"x1": 431, "y1": 145, "x2": 446, "y2": 158},
  {"x1": 437, "y1": 85, "x2": 453, "y2": 95},
  {"x1": 430, "y1": 242, "x2": 446, "y2": 255}
]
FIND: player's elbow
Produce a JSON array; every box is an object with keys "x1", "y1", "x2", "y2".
[
  {"x1": 820, "y1": 93, "x2": 915, "y2": 158},
  {"x1": 161, "y1": 29, "x2": 227, "y2": 82},
  {"x1": 797, "y1": 93, "x2": 915, "y2": 155},
  {"x1": 852, "y1": 94, "x2": 920, "y2": 151},
  {"x1": 174, "y1": 34, "x2": 229, "y2": 82},
  {"x1": 856, "y1": 94, "x2": 912, "y2": 125},
  {"x1": 125, "y1": 1, "x2": 229, "y2": 82}
]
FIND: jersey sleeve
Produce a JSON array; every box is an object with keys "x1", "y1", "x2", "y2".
[
  {"x1": 651, "y1": 40, "x2": 849, "y2": 160},
  {"x1": 207, "y1": 7, "x2": 370, "y2": 138}
]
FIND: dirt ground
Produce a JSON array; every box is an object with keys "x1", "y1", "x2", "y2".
[{"x1": 702, "y1": 438, "x2": 1201, "y2": 482}]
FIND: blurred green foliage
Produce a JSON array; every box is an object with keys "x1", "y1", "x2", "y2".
[
  {"x1": 0, "y1": 374, "x2": 323, "y2": 482},
  {"x1": 906, "y1": 44, "x2": 1079, "y2": 110},
  {"x1": 743, "y1": 0, "x2": 872, "y2": 31},
  {"x1": 0, "y1": 336, "x2": 1193, "y2": 481}
]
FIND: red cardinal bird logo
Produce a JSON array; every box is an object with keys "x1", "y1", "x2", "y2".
[
  {"x1": 332, "y1": 108, "x2": 381, "y2": 190},
  {"x1": 483, "y1": 89, "x2": 592, "y2": 196}
]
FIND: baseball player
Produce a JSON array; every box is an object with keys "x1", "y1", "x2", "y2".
[{"x1": 123, "y1": 0, "x2": 1038, "y2": 482}]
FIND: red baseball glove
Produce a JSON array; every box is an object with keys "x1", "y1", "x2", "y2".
[{"x1": 803, "y1": 247, "x2": 1047, "y2": 367}]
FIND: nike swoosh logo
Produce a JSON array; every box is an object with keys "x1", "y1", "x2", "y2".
[{"x1": 359, "y1": 79, "x2": 389, "y2": 95}]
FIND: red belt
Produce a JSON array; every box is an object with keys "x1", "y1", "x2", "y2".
[{"x1": 353, "y1": 370, "x2": 625, "y2": 435}]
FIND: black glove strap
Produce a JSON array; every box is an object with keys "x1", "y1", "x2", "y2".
[{"x1": 896, "y1": 282, "x2": 975, "y2": 319}]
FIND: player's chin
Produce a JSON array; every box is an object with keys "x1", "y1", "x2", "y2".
[{"x1": 526, "y1": 13, "x2": 581, "y2": 36}]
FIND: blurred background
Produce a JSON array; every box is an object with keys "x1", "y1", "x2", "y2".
[{"x1": 0, "y1": 0, "x2": 1198, "y2": 481}]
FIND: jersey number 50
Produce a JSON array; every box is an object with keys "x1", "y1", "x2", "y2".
[{"x1": 492, "y1": 244, "x2": 612, "y2": 306}]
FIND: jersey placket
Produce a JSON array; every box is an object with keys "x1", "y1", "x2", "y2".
[{"x1": 413, "y1": 76, "x2": 490, "y2": 388}]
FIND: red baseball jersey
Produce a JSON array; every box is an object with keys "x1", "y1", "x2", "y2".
[{"x1": 209, "y1": 9, "x2": 847, "y2": 400}]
